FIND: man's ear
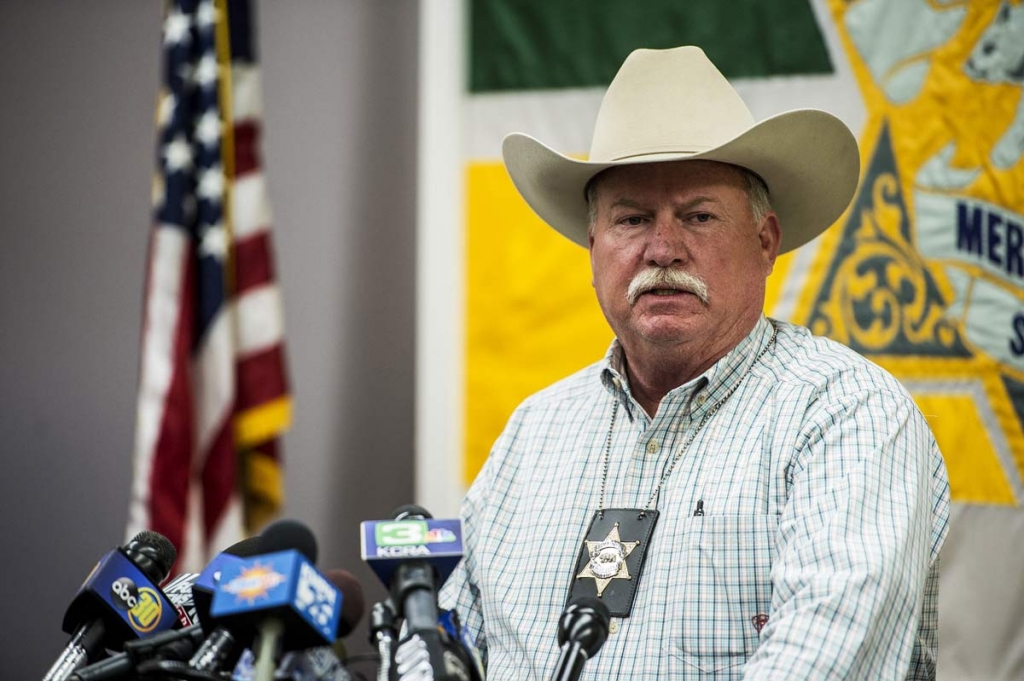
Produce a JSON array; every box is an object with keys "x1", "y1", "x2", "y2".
[
  {"x1": 758, "y1": 213, "x2": 781, "y2": 273},
  {"x1": 588, "y1": 230, "x2": 597, "y2": 288}
]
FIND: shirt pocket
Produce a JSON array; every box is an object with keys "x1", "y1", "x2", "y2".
[{"x1": 664, "y1": 514, "x2": 778, "y2": 674}]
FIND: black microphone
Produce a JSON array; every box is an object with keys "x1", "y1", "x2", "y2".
[
  {"x1": 184, "y1": 535, "x2": 267, "y2": 673},
  {"x1": 68, "y1": 571, "x2": 201, "y2": 681},
  {"x1": 363, "y1": 504, "x2": 474, "y2": 681},
  {"x1": 388, "y1": 505, "x2": 441, "y2": 635},
  {"x1": 322, "y1": 569, "x2": 366, "y2": 640},
  {"x1": 550, "y1": 597, "x2": 611, "y2": 681},
  {"x1": 43, "y1": 531, "x2": 178, "y2": 681}
]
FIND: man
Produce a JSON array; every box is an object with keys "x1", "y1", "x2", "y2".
[{"x1": 440, "y1": 46, "x2": 949, "y2": 680}]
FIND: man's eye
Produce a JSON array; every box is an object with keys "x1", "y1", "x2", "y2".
[
  {"x1": 620, "y1": 216, "x2": 645, "y2": 226},
  {"x1": 692, "y1": 213, "x2": 713, "y2": 223}
]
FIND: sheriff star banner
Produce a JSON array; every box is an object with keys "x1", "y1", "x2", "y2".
[{"x1": 418, "y1": 1, "x2": 1024, "y2": 677}]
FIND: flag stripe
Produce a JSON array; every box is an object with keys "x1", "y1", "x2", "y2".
[
  {"x1": 235, "y1": 231, "x2": 274, "y2": 293},
  {"x1": 201, "y1": 417, "x2": 238, "y2": 531},
  {"x1": 233, "y1": 121, "x2": 262, "y2": 176},
  {"x1": 193, "y1": 308, "x2": 236, "y2": 455},
  {"x1": 469, "y1": 0, "x2": 831, "y2": 92},
  {"x1": 236, "y1": 398, "x2": 292, "y2": 446},
  {"x1": 144, "y1": 245, "x2": 198, "y2": 558},
  {"x1": 237, "y1": 345, "x2": 288, "y2": 411},
  {"x1": 232, "y1": 174, "x2": 272, "y2": 239},
  {"x1": 236, "y1": 286, "x2": 284, "y2": 354},
  {"x1": 230, "y1": 66, "x2": 262, "y2": 121},
  {"x1": 129, "y1": 227, "x2": 191, "y2": 538}
]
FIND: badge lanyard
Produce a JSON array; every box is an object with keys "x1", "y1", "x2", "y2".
[{"x1": 567, "y1": 325, "x2": 777, "y2": 617}]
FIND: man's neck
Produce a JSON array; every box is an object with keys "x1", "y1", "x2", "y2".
[
  {"x1": 622, "y1": 318, "x2": 760, "y2": 417},
  {"x1": 625, "y1": 351, "x2": 716, "y2": 418}
]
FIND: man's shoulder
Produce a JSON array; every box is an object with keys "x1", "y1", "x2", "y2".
[
  {"x1": 517, "y1": 359, "x2": 607, "y2": 411},
  {"x1": 484, "y1": 360, "x2": 608, "y2": 472},
  {"x1": 769, "y1": 320, "x2": 912, "y2": 397}
]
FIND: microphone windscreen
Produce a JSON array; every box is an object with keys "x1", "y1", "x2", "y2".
[
  {"x1": 222, "y1": 535, "x2": 264, "y2": 558},
  {"x1": 558, "y1": 596, "x2": 610, "y2": 657},
  {"x1": 390, "y1": 504, "x2": 433, "y2": 520},
  {"x1": 259, "y1": 519, "x2": 318, "y2": 563},
  {"x1": 322, "y1": 569, "x2": 366, "y2": 638},
  {"x1": 125, "y1": 530, "x2": 177, "y2": 581}
]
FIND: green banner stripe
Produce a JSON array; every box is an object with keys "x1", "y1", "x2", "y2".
[{"x1": 470, "y1": 0, "x2": 832, "y2": 93}]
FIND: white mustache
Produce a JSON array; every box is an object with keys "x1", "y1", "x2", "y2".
[{"x1": 626, "y1": 267, "x2": 709, "y2": 307}]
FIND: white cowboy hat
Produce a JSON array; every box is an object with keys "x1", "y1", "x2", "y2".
[{"x1": 502, "y1": 46, "x2": 860, "y2": 254}]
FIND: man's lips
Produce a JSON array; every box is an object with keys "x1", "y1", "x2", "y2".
[
  {"x1": 632, "y1": 288, "x2": 705, "y2": 309},
  {"x1": 639, "y1": 288, "x2": 694, "y2": 297}
]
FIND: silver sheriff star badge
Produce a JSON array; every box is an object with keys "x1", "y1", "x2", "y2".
[{"x1": 576, "y1": 522, "x2": 640, "y2": 597}]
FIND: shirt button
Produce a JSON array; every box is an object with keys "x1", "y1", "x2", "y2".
[
  {"x1": 695, "y1": 393, "x2": 708, "y2": 406},
  {"x1": 609, "y1": 618, "x2": 620, "y2": 634},
  {"x1": 646, "y1": 441, "x2": 660, "y2": 454}
]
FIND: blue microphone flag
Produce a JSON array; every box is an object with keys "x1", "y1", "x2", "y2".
[{"x1": 211, "y1": 549, "x2": 341, "y2": 648}]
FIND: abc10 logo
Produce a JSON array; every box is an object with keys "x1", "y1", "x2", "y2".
[{"x1": 110, "y1": 577, "x2": 164, "y2": 633}]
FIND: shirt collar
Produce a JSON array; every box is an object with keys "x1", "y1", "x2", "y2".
[{"x1": 600, "y1": 316, "x2": 776, "y2": 422}]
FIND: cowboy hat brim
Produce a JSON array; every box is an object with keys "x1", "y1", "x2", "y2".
[{"x1": 502, "y1": 108, "x2": 860, "y2": 255}]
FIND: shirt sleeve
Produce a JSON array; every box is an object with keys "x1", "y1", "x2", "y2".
[{"x1": 742, "y1": 385, "x2": 951, "y2": 679}]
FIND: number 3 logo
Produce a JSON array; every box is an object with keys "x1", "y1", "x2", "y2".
[{"x1": 378, "y1": 521, "x2": 426, "y2": 546}]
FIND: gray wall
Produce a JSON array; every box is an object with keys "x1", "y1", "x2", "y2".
[{"x1": 0, "y1": 1, "x2": 419, "y2": 676}]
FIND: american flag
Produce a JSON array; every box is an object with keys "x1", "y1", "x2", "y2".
[{"x1": 127, "y1": 0, "x2": 291, "y2": 573}]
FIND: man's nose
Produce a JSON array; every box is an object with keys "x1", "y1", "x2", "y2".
[{"x1": 644, "y1": 216, "x2": 685, "y2": 267}]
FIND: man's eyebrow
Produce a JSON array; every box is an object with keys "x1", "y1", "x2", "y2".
[
  {"x1": 607, "y1": 198, "x2": 647, "y2": 211},
  {"x1": 676, "y1": 195, "x2": 722, "y2": 210}
]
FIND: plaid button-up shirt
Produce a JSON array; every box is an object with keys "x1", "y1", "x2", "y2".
[{"x1": 440, "y1": 317, "x2": 950, "y2": 680}]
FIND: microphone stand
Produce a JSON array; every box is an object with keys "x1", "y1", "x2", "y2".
[{"x1": 369, "y1": 601, "x2": 397, "y2": 681}]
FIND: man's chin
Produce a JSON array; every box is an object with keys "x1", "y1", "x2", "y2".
[{"x1": 629, "y1": 314, "x2": 704, "y2": 345}]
